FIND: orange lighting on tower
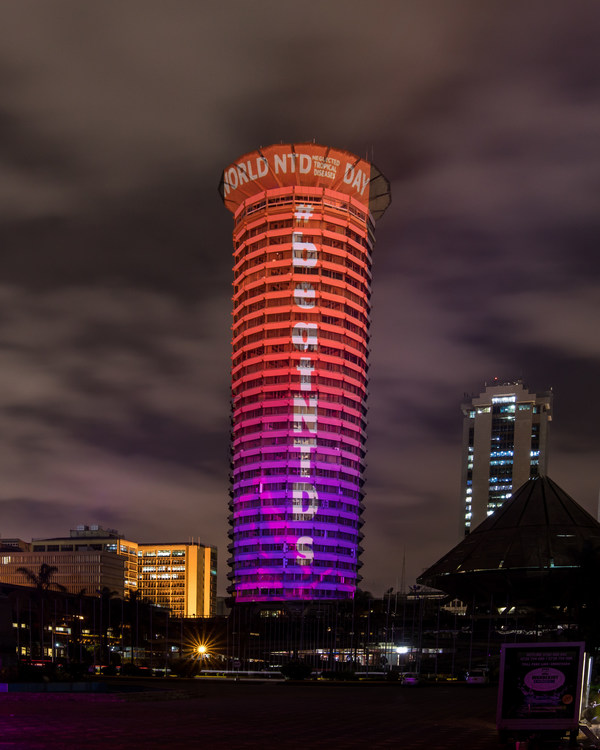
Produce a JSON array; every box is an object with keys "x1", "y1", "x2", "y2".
[{"x1": 219, "y1": 143, "x2": 390, "y2": 603}]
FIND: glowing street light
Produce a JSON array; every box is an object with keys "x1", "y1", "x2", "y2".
[{"x1": 396, "y1": 645, "x2": 409, "y2": 669}]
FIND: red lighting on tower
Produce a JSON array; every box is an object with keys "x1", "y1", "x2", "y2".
[{"x1": 220, "y1": 143, "x2": 390, "y2": 603}]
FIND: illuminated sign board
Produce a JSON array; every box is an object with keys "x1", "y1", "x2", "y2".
[
  {"x1": 219, "y1": 143, "x2": 390, "y2": 219},
  {"x1": 497, "y1": 642, "x2": 585, "y2": 733}
]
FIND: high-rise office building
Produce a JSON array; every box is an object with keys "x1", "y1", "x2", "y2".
[
  {"x1": 220, "y1": 143, "x2": 390, "y2": 603},
  {"x1": 460, "y1": 380, "x2": 552, "y2": 534},
  {"x1": 138, "y1": 542, "x2": 217, "y2": 618}
]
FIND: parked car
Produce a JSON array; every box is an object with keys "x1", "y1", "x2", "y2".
[
  {"x1": 466, "y1": 669, "x2": 489, "y2": 685},
  {"x1": 401, "y1": 672, "x2": 421, "y2": 686}
]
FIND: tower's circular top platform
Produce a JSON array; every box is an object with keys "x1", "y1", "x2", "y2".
[{"x1": 219, "y1": 142, "x2": 391, "y2": 221}]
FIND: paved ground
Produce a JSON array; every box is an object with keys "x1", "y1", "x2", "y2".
[{"x1": 0, "y1": 679, "x2": 588, "y2": 749}]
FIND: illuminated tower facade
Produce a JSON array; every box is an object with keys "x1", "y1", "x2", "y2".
[
  {"x1": 220, "y1": 143, "x2": 390, "y2": 603},
  {"x1": 460, "y1": 380, "x2": 552, "y2": 535}
]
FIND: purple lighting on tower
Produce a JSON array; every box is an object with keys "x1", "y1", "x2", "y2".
[{"x1": 219, "y1": 143, "x2": 390, "y2": 603}]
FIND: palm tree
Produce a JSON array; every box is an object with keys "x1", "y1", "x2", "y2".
[
  {"x1": 572, "y1": 542, "x2": 600, "y2": 655},
  {"x1": 16, "y1": 564, "x2": 67, "y2": 660},
  {"x1": 62, "y1": 588, "x2": 89, "y2": 667},
  {"x1": 123, "y1": 590, "x2": 154, "y2": 668},
  {"x1": 17, "y1": 563, "x2": 66, "y2": 592},
  {"x1": 97, "y1": 586, "x2": 119, "y2": 667}
]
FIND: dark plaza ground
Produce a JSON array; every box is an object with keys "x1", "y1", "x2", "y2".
[{"x1": 0, "y1": 678, "x2": 517, "y2": 750}]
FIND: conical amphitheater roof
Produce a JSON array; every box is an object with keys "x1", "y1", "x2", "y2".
[{"x1": 418, "y1": 475, "x2": 600, "y2": 601}]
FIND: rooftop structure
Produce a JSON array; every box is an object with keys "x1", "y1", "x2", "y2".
[{"x1": 420, "y1": 475, "x2": 600, "y2": 604}]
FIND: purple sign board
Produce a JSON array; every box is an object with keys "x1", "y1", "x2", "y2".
[{"x1": 497, "y1": 642, "x2": 585, "y2": 732}]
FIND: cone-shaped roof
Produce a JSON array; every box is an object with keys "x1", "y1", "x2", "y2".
[{"x1": 418, "y1": 476, "x2": 600, "y2": 600}]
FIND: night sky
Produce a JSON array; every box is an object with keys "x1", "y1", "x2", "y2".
[{"x1": 1, "y1": 1, "x2": 599, "y2": 597}]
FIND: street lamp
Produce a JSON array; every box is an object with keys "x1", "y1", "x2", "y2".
[
  {"x1": 396, "y1": 645, "x2": 409, "y2": 670},
  {"x1": 196, "y1": 644, "x2": 208, "y2": 674}
]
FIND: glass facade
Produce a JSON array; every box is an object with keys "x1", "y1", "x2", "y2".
[{"x1": 460, "y1": 381, "x2": 552, "y2": 535}]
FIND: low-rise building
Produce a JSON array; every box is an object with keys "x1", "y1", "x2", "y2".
[
  {"x1": 0, "y1": 549, "x2": 125, "y2": 598},
  {"x1": 1, "y1": 526, "x2": 217, "y2": 618},
  {"x1": 31, "y1": 526, "x2": 139, "y2": 594}
]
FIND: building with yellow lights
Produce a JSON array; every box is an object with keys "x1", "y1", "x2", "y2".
[
  {"x1": 1, "y1": 526, "x2": 217, "y2": 618},
  {"x1": 138, "y1": 542, "x2": 217, "y2": 618},
  {"x1": 0, "y1": 548, "x2": 126, "y2": 598},
  {"x1": 30, "y1": 526, "x2": 139, "y2": 593}
]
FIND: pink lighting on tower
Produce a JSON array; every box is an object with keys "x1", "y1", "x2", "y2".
[{"x1": 219, "y1": 143, "x2": 390, "y2": 603}]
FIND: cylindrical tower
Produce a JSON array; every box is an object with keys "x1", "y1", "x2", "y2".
[{"x1": 219, "y1": 143, "x2": 390, "y2": 603}]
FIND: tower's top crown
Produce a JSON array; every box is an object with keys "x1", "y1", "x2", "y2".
[{"x1": 219, "y1": 142, "x2": 390, "y2": 221}]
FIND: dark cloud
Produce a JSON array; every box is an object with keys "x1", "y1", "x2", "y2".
[
  {"x1": 0, "y1": 498, "x2": 87, "y2": 534},
  {"x1": 6, "y1": 404, "x2": 229, "y2": 473},
  {"x1": 0, "y1": 0, "x2": 599, "y2": 595},
  {"x1": 3, "y1": 182, "x2": 231, "y2": 296}
]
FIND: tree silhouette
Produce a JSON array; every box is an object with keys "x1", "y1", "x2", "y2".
[
  {"x1": 16, "y1": 564, "x2": 67, "y2": 660},
  {"x1": 572, "y1": 542, "x2": 600, "y2": 655},
  {"x1": 66, "y1": 588, "x2": 89, "y2": 666},
  {"x1": 17, "y1": 564, "x2": 66, "y2": 593},
  {"x1": 123, "y1": 589, "x2": 154, "y2": 668},
  {"x1": 97, "y1": 586, "x2": 119, "y2": 666}
]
